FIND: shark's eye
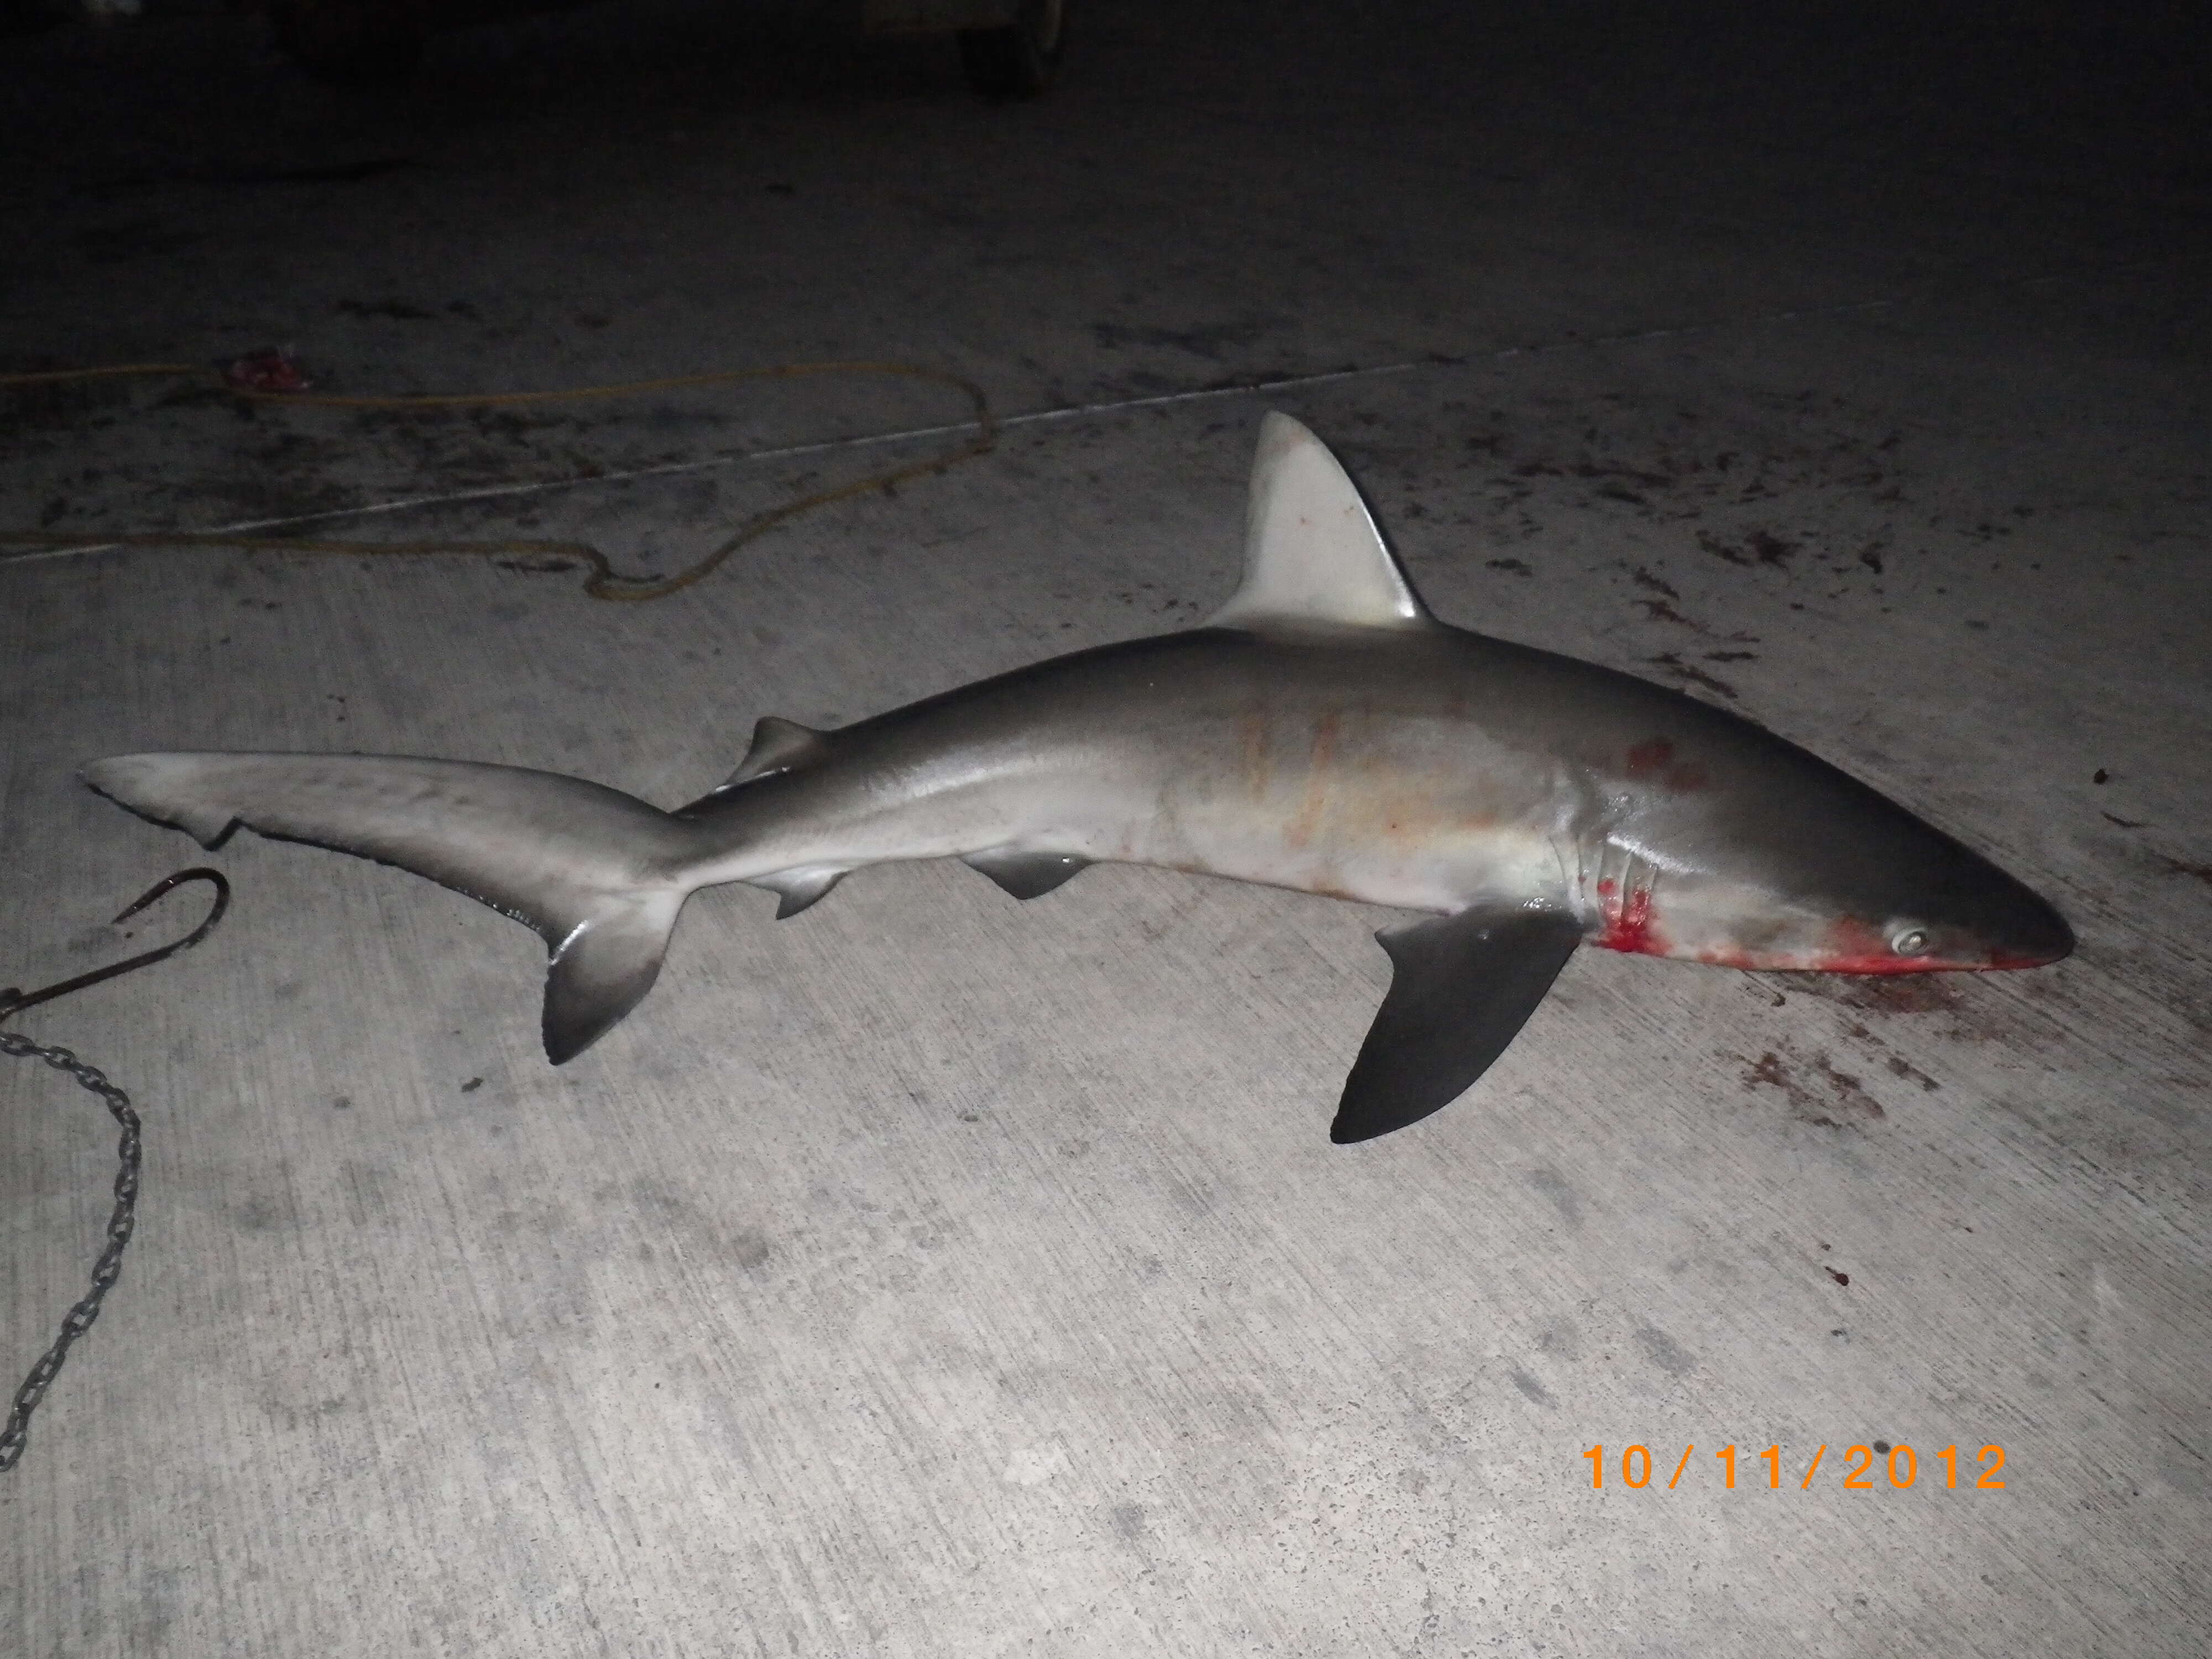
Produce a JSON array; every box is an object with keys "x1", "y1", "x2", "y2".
[{"x1": 1891, "y1": 927, "x2": 1931, "y2": 956}]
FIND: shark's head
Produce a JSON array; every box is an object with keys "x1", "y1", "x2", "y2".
[{"x1": 1584, "y1": 731, "x2": 2074, "y2": 975}]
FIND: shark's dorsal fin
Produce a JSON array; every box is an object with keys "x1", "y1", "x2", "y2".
[
  {"x1": 726, "y1": 716, "x2": 830, "y2": 788},
  {"x1": 1208, "y1": 412, "x2": 1436, "y2": 634}
]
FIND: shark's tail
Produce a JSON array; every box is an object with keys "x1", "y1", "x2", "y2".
[{"x1": 82, "y1": 752, "x2": 718, "y2": 1062}]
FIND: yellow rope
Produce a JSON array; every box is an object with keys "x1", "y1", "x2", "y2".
[{"x1": 0, "y1": 359, "x2": 996, "y2": 601}]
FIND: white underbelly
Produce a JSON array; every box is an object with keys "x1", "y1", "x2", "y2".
[{"x1": 1077, "y1": 804, "x2": 1569, "y2": 915}]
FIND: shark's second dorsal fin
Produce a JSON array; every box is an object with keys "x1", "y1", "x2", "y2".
[
  {"x1": 1208, "y1": 412, "x2": 1436, "y2": 634},
  {"x1": 726, "y1": 716, "x2": 830, "y2": 788}
]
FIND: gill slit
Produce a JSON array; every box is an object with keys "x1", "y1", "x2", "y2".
[{"x1": 1575, "y1": 834, "x2": 1661, "y2": 942}]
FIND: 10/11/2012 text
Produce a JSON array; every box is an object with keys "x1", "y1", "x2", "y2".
[{"x1": 1584, "y1": 1443, "x2": 2007, "y2": 1490}]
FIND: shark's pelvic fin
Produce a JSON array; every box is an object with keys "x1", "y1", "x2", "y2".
[
  {"x1": 962, "y1": 848, "x2": 1091, "y2": 900},
  {"x1": 1332, "y1": 904, "x2": 1583, "y2": 1144},
  {"x1": 726, "y1": 716, "x2": 832, "y2": 788},
  {"x1": 1208, "y1": 411, "x2": 1437, "y2": 634},
  {"x1": 81, "y1": 752, "x2": 706, "y2": 1064}
]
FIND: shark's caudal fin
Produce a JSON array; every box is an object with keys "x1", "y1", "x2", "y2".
[
  {"x1": 1209, "y1": 411, "x2": 1439, "y2": 634},
  {"x1": 82, "y1": 753, "x2": 711, "y2": 1063}
]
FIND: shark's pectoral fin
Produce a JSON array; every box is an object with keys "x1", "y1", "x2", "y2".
[
  {"x1": 544, "y1": 893, "x2": 685, "y2": 1064},
  {"x1": 963, "y1": 848, "x2": 1091, "y2": 900},
  {"x1": 1331, "y1": 905, "x2": 1582, "y2": 1145}
]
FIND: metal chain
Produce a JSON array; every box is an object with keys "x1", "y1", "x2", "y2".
[{"x1": 0, "y1": 1029, "x2": 142, "y2": 1473}]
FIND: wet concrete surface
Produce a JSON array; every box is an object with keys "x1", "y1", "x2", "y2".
[{"x1": 3, "y1": 2, "x2": 2208, "y2": 1654}]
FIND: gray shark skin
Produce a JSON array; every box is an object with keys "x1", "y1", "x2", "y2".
[{"x1": 84, "y1": 414, "x2": 2072, "y2": 1142}]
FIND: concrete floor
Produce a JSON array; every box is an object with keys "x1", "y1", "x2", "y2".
[{"x1": 4, "y1": 3, "x2": 2208, "y2": 1654}]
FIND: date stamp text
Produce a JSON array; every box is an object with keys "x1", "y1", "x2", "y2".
[{"x1": 1583, "y1": 1443, "x2": 2006, "y2": 1490}]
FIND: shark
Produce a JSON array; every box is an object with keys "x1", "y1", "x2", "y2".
[{"x1": 82, "y1": 413, "x2": 2072, "y2": 1142}]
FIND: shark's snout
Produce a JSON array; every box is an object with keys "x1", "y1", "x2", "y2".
[{"x1": 1897, "y1": 851, "x2": 2075, "y2": 973}]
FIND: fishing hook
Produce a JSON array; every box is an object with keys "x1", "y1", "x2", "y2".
[{"x1": 0, "y1": 869, "x2": 230, "y2": 1023}]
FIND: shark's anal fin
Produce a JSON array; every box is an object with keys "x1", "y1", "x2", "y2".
[
  {"x1": 749, "y1": 865, "x2": 849, "y2": 919},
  {"x1": 1208, "y1": 411, "x2": 1438, "y2": 634},
  {"x1": 962, "y1": 848, "x2": 1091, "y2": 901},
  {"x1": 725, "y1": 716, "x2": 831, "y2": 788},
  {"x1": 1332, "y1": 905, "x2": 1583, "y2": 1145}
]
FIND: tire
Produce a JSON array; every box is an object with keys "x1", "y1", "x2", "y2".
[
  {"x1": 958, "y1": 0, "x2": 1065, "y2": 100},
  {"x1": 269, "y1": 0, "x2": 427, "y2": 87}
]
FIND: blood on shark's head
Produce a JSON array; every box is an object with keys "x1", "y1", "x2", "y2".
[
  {"x1": 1590, "y1": 730, "x2": 2074, "y2": 977},
  {"x1": 1591, "y1": 857, "x2": 2072, "y2": 974}
]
